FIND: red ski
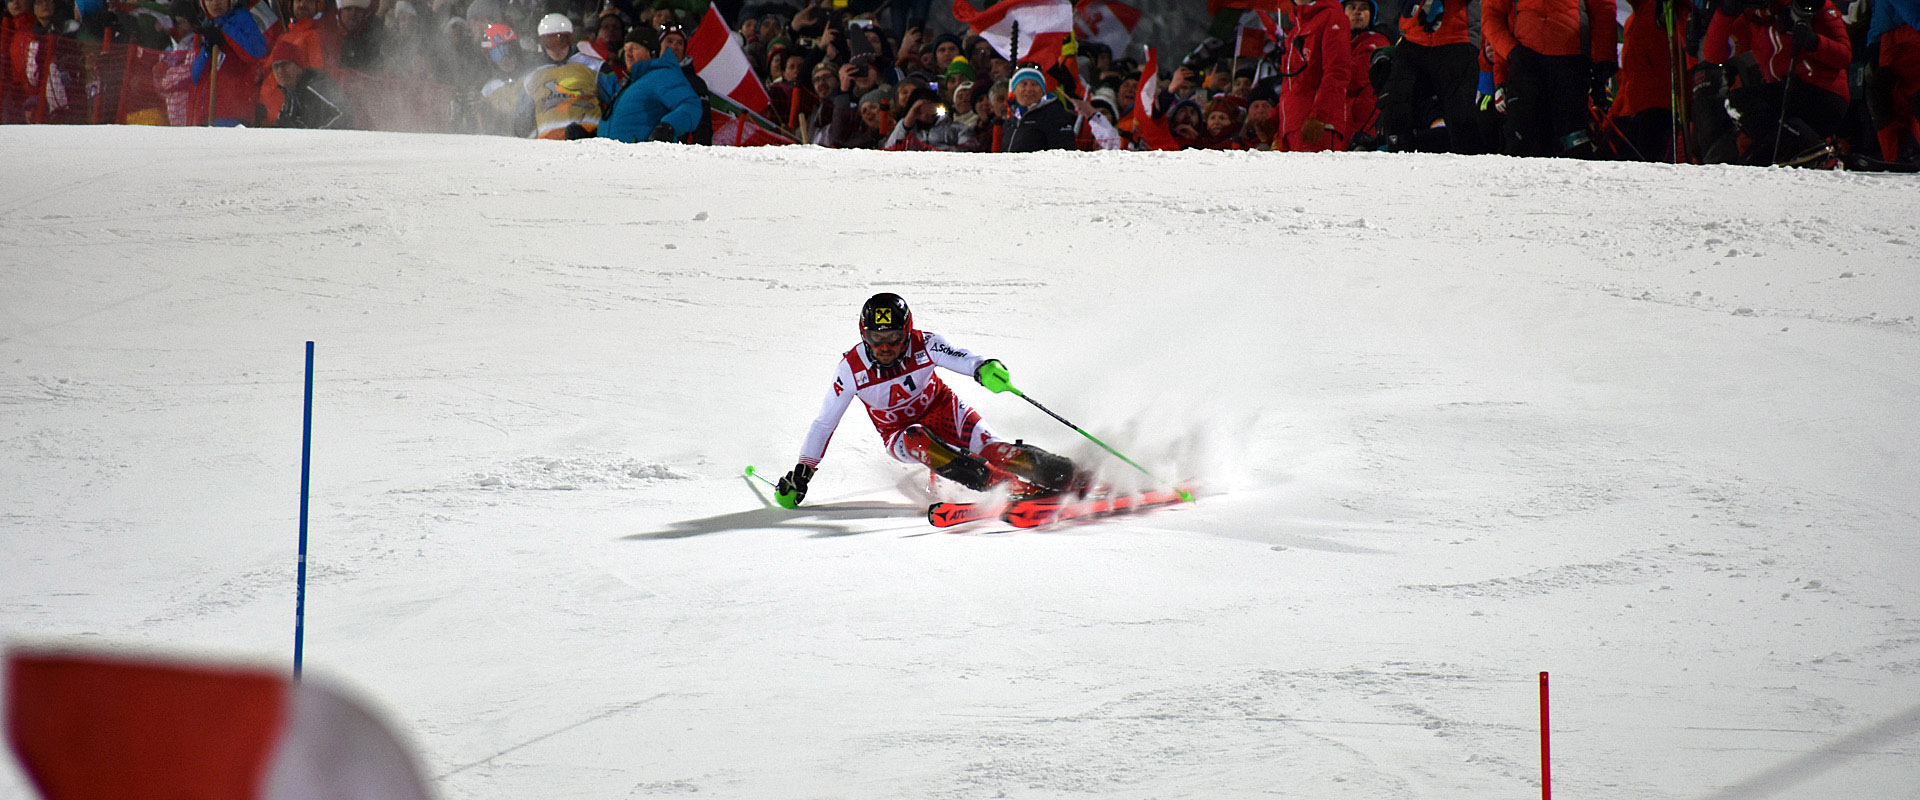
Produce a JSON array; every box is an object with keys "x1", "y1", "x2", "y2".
[
  {"x1": 1001, "y1": 486, "x2": 1193, "y2": 528},
  {"x1": 927, "y1": 500, "x2": 1007, "y2": 528}
]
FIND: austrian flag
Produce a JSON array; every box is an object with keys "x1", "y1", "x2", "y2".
[
  {"x1": 688, "y1": 3, "x2": 770, "y2": 114},
  {"x1": 1130, "y1": 46, "x2": 1179, "y2": 150},
  {"x1": 1073, "y1": 0, "x2": 1141, "y2": 57},
  {"x1": 6, "y1": 650, "x2": 434, "y2": 800},
  {"x1": 952, "y1": 0, "x2": 1074, "y2": 70}
]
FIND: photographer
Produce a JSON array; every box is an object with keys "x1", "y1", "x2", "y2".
[
  {"x1": 883, "y1": 85, "x2": 972, "y2": 149},
  {"x1": 837, "y1": 52, "x2": 888, "y2": 101},
  {"x1": 1700, "y1": 0, "x2": 1852, "y2": 164},
  {"x1": 823, "y1": 59, "x2": 890, "y2": 147}
]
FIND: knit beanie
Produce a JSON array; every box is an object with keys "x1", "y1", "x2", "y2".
[
  {"x1": 1009, "y1": 65, "x2": 1046, "y2": 92},
  {"x1": 943, "y1": 55, "x2": 975, "y2": 81},
  {"x1": 625, "y1": 24, "x2": 659, "y2": 54}
]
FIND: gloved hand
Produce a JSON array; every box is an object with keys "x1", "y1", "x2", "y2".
[
  {"x1": 1415, "y1": 0, "x2": 1444, "y2": 32},
  {"x1": 775, "y1": 463, "x2": 814, "y2": 509},
  {"x1": 1792, "y1": 20, "x2": 1818, "y2": 52},
  {"x1": 1301, "y1": 117, "x2": 1328, "y2": 144},
  {"x1": 1368, "y1": 47, "x2": 1394, "y2": 92},
  {"x1": 649, "y1": 122, "x2": 677, "y2": 142},
  {"x1": 975, "y1": 359, "x2": 1014, "y2": 394}
]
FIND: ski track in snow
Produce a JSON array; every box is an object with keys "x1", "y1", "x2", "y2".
[{"x1": 3, "y1": 127, "x2": 1919, "y2": 799}]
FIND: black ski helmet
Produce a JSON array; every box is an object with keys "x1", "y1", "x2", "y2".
[{"x1": 860, "y1": 292, "x2": 912, "y2": 333}]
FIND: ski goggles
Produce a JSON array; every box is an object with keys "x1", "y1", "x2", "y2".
[{"x1": 862, "y1": 328, "x2": 907, "y2": 347}]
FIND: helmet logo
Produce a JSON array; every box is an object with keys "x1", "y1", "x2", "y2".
[{"x1": 871, "y1": 309, "x2": 894, "y2": 326}]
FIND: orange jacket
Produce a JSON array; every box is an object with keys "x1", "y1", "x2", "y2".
[
  {"x1": 1399, "y1": 0, "x2": 1477, "y2": 47},
  {"x1": 1483, "y1": 0, "x2": 1618, "y2": 65}
]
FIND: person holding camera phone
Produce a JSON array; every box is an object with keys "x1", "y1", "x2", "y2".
[
  {"x1": 883, "y1": 85, "x2": 973, "y2": 149},
  {"x1": 1700, "y1": 0, "x2": 1852, "y2": 164}
]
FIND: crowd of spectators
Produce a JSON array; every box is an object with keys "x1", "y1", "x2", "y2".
[{"x1": 3, "y1": 0, "x2": 1918, "y2": 166}]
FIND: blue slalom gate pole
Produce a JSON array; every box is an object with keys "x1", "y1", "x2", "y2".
[{"x1": 295, "y1": 341, "x2": 313, "y2": 680}]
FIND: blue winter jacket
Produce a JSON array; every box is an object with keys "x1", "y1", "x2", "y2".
[
  {"x1": 1869, "y1": 0, "x2": 1920, "y2": 47},
  {"x1": 597, "y1": 55, "x2": 704, "y2": 143}
]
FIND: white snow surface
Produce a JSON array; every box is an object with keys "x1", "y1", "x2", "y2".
[{"x1": 3, "y1": 126, "x2": 1920, "y2": 799}]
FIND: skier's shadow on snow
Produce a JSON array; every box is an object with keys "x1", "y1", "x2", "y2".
[
  {"x1": 625, "y1": 502, "x2": 924, "y2": 540},
  {"x1": 625, "y1": 480, "x2": 925, "y2": 540}
]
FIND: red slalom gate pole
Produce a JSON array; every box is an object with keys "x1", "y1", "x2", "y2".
[{"x1": 1540, "y1": 671, "x2": 1552, "y2": 800}]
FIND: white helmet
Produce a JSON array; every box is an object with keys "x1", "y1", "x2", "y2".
[{"x1": 536, "y1": 12, "x2": 573, "y2": 36}]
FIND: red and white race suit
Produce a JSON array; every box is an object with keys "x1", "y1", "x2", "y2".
[{"x1": 798, "y1": 330, "x2": 1001, "y2": 468}]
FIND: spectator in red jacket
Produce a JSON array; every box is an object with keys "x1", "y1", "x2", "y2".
[
  {"x1": 1606, "y1": 0, "x2": 1691, "y2": 161},
  {"x1": 1700, "y1": 0, "x2": 1852, "y2": 164},
  {"x1": 191, "y1": 0, "x2": 269, "y2": 126},
  {"x1": 11, "y1": 0, "x2": 84, "y2": 123},
  {"x1": 1345, "y1": 0, "x2": 1392, "y2": 145},
  {"x1": 1378, "y1": 0, "x2": 1484, "y2": 152},
  {"x1": 1276, "y1": 0, "x2": 1356, "y2": 151},
  {"x1": 1483, "y1": 0, "x2": 1619, "y2": 156}
]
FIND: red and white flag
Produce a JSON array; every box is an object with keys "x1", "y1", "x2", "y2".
[
  {"x1": 952, "y1": 0, "x2": 1075, "y2": 70},
  {"x1": 709, "y1": 109, "x2": 798, "y2": 146},
  {"x1": 1072, "y1": 0, "x2": 1140, "y2": 56},
  {"x1": 687, "y1": 3, "x2": 770, "y2": 114},
  {"x1": 1130, "y1": 47, "x2": 1179, "y2": 150},
  {"x1": 6, "y1": 650, "x2": 433, "y2": 800},
  {"x1": 1234, "y1": 9, "x2": 1281, "y2": 58}
]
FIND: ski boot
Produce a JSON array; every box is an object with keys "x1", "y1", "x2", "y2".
[{"x1": 980, "y1": 440, "x2": 1083, "y2": 497}]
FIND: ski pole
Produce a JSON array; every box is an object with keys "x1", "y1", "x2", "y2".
[
  {"x1": 743, "y1": 465, "x2": 779, "y2": 488},
  {"x1": 1007, "y1": 387, "x2": 1192, "y2": 502},
  {"x1": 1773, "y1": 29, "x2": 1804, "y2": 167}
]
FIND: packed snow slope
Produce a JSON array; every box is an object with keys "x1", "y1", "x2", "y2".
[{"x1": 3, "y1": 126, "x2": 1919, "y2": 800}]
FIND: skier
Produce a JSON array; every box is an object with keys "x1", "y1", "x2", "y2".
[{"x1": 773, "y1": 293, "x2": 1080, "y2": 509}]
